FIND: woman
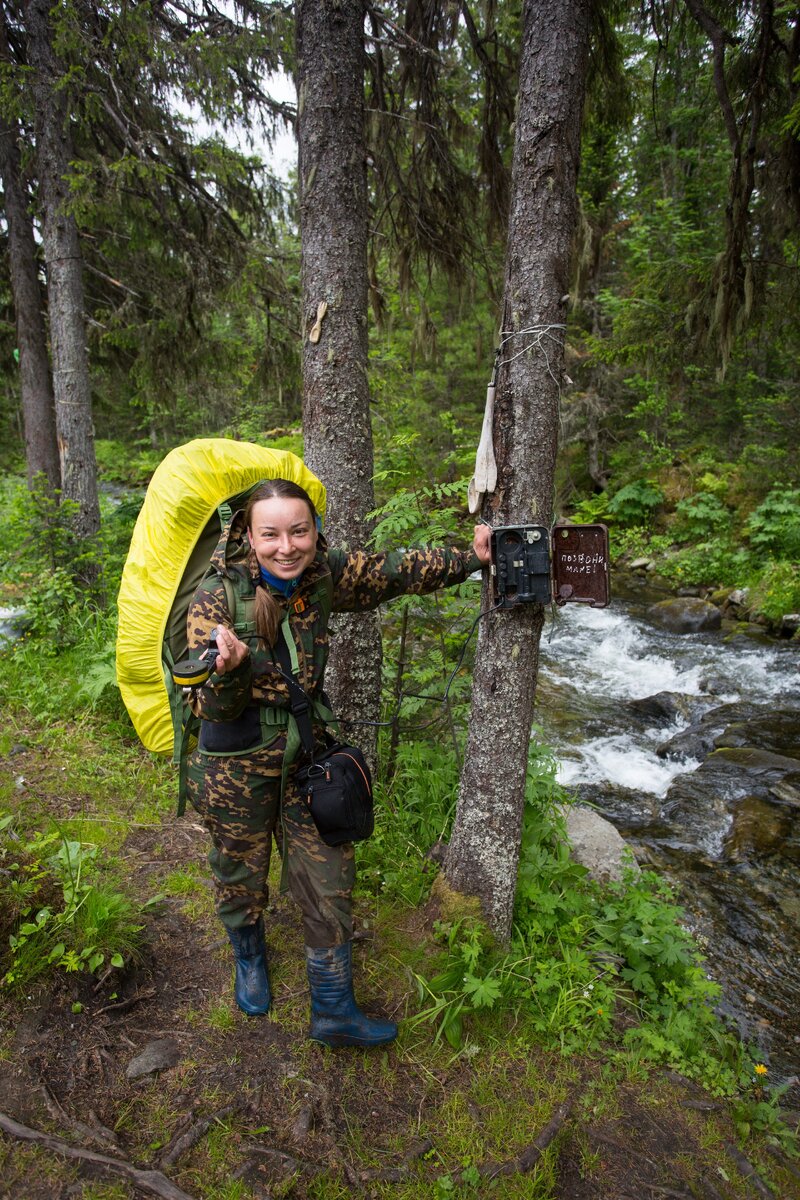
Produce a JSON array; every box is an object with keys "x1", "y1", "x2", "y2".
[{"x1": 186, "y1": 478, "x2": 491, "y2": 1047}]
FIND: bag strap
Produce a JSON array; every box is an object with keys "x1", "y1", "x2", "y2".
[{"x1": 274, "y1": 612, "x2": 316, "y2": 759}]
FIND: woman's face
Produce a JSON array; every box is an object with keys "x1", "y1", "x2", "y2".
[{"x1": 247, "y1": 496, "x2": 318, "y2": 580}]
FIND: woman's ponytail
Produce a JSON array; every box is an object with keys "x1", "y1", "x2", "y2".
[{"x1": 253, "y1": 585, "x2": 282, "y2": 647}]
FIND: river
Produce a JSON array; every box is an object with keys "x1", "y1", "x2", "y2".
[{"x1": 536, "y1": 576, "x2": 800, "y2": 1095}]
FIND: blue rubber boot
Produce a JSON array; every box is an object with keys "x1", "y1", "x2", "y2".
[
  {"x1": 306, "y1": 943, "x2": 398, "y2": 1048},
  {"x1": 226, "y1": 917, "x2": 271, "y2": 1016}
]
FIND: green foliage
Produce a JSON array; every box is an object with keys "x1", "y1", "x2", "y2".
[
  {"x1": 0, "y1": 478, "x2": 124, "y2": 636},
  {"x1": 746, "y1": 487, "x2": 800, "y2": 560},
  {"x1": 95, "y1": 440, "x2": 162, "y2": 487},
  {"x1": 0, "y1": 813, "x2": 144, "y2": 990},
  {"x1": 381, "y1": 742, "x2": 763, "y2": 1097},
  {"x1": 747, "y1": 561, "x2": 800, "y2": 623},
  {"x1": 568, "y1": 493, "x2": 613, "y2": 525},
  {"x1": 607, "y1": 480, "x2": 664, "y2": 527},
  {"x1": 360, "y1": 742, "x2": 459, "y2": 908},
  {"x1": 673, "y1": 492, "x2": 731, "y2": 539},
  {"x1": 657, "y1": 540, "x2": 753, "y2": 589},
  {"x1": 732, "y1": 1079, "x2": 797, "y2": 1153},
  {"x1": 368, "y1": 478, "x2": 471, "y2": 549}
]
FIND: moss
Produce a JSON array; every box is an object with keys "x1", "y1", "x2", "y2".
[{"x1": 428, "y1": 873, "x2": 484, "y2": 925}]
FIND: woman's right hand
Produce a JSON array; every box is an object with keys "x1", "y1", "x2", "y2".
[{"x1": 211, "y1": 625, "x2": 250, "y2": 675}]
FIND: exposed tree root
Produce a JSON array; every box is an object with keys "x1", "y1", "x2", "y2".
[
  {"x1": 95, "y1": 987, "x2": 157, "y2": 1016},
  {"x1": 159, "y1": 1102, "x2": 241, "y2": 1169},
  {"x1": 723, "y1": 1141, "x2": 776, "y2": 1198},
  {"x1": 0, "y1": 1111, "x2": 196, "y2": 1200},
  {"x1": 479, "y1": 1097, "x2": 573, "y2": 1179},
  {"x1": 40, "y1": 1086, "x2": 120, "y2": 1153},
  {"x1": 359, "y1": 1136, "x2": 434, "y2": 1182}
]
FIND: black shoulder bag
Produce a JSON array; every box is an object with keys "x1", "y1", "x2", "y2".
[{"x1": 275, "y1": 633, "x2": 374, "y2": 847}]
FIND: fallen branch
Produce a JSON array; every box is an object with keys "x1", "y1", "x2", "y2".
[
  {"x1": 159, "y1": 1103, "x2": 240, "y2": 1169},
  {"x1": 0, "y1": 1111, "x2": 196, "y2": 1200},
  {"x1": 723, "y1": 1142, "x2": 775, "y2": 1198},
  {"x1": 479, "y1": 1098, "x2": 573, "y2": 1179}
]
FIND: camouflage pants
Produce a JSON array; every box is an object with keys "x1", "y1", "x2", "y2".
[{"x1": 186, "y1": 733, "x2": 355, "y2": 947}]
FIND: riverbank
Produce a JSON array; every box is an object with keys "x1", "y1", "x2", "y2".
[{"x1": 616, "y1": 555, "x2": 800, "y2": 642}]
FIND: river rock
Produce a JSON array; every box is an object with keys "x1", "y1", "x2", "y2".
[
  {"x1": 573, "y1": 783, "x2": 661, "y2": 833},
  {"x1": 661, "y1": 746, "x2": 800, "y2": 859},
  {"x1": 125, "y1": 1037, "x2": 181, "y2": 1080},
  {"x1": 713, "y1": 708, "x2": 800, "y2": 759},
  {"x1": 627, "y1": 691, "x2": 712, "y2": 726},
  {"x1": 656, "y1": 701, "x2": 763, "y2": 760},
  {"x1": 780, "y1": 613, "x2": 800, "y2": 637},
  {"x1": 647, "y1": 597, "x2": 722, "y2": 634},
  {"x1": 562, "y1": 805, "x2": 640, "y2": 882}
]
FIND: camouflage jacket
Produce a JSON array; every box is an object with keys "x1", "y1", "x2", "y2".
[{"x1": 187, "y1": 511, "x2": 481, "y2": 730}]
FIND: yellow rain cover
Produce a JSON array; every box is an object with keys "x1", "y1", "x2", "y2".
[{"x1": 117, "y1": 438, "x2": 326, "y2": 754}]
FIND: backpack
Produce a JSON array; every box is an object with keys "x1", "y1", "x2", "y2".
[{"x1": 116, "y1": 438, "x2": 327, "y2": 760}]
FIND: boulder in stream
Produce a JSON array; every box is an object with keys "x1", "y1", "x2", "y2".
[
  {"x1": 562, "y1": 805, "x2": 640, "y2": 883},
  {"x1": 627, "y1": 691, "x2": 712, "y2": 727},
  {"x1": 661, "y1": 745, "x2": 800, "y2": 860},
  {"x1": 656, "y1": 701, "x2": 763, "y2": 761},
  {"x1": 647, "y1": 597, "x2": 722, "y2": 634}
]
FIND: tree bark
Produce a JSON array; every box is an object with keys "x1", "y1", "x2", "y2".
[
  {"x1": 0, "y1": 10, "x2": 60, "y2": 492},
  {"x1": 24, "y1": 0, "x2": 100, "y2": 541},
  {"x1": 445, "y1": 0, "x2": 591, "y2": 942},
  {"x1": 0, "y1": 117, "x2": 60, "y2": 492},
  {"x1": 296, "y1": 0, "x2": 381, "y2": 762}
]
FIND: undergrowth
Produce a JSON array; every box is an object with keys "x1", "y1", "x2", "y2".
[
  {"x1": 362, "y1": 739, "x2": 789, "y2": 1137},
  {"x1": 0, "y1": 811, "x2": 146, "y2": 989}
]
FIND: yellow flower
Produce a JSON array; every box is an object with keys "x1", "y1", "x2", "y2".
[
  {"x1": 596, "y1": 1007, "x2": 604, "y2": 1016},
  {"x1": 754, "y1": 1063, "x2": 768, "y2": 1077}
]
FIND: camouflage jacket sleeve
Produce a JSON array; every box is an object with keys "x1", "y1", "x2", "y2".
[
  {"x1": 327, "y1": 546, "x2": 482, "y2": 613},
  {"x1": 185, "y1": 576, "x2": 253, "y2": 721}
]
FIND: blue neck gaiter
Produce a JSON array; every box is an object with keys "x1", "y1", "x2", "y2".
[{"x1": 259, "y1": 565, "x2": 299, "y2": 596}]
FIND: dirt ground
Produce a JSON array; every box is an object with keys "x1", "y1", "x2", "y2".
[{"x1": 1, "y1": 806, "x2": 799, "y2": 1199}]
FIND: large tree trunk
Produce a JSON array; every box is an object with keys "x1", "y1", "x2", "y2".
[
  {"x1": 0, "y1": 109, "x2": 60, "y2": 492},
  {"x1": 24, "y1": 0, "x2": 100, "y2": 542},
  {"x1": 445, "y1": 0, "x2": 591, "y2": 942},
  {"x1": 296, "y1": 0, "x2": 381, "y2": 761}
]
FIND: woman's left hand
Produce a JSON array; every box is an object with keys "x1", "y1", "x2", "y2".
[{"x1": 472, "y1": 524, "x2": 492, "y2": 565}]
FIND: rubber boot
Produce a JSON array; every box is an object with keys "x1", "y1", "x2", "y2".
[
  {"x1": 226, "y1": 917, "x2": 271, "y2": 1016},
  {"x1": 305, "y1": 942, "x2": 397, "y2": 1048}
]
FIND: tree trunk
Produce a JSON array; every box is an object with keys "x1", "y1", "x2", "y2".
[
  {"x1": 445, "y1": 0, "x2": 591, "y2": 942},
  {"x1": 0, "y1": 111, "x2": 60, "y2": 492},
  {"x1": 25, "y1": 0, "x2": 100, "y2": 542},
  {"x1": 296, "y1": 0, "x2": 381, "y2": 762}
]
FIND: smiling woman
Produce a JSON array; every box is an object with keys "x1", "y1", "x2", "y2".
[{"x1": 183, "y1": 475, "x2": 490, "y2": 1048}]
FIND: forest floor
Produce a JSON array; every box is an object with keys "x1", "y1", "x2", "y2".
[{"x1": 1, "y1": 730, "x2": 799, "y2": 1200}]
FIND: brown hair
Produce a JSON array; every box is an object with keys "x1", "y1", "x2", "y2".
[{"x1": 244, "y1": 479, "x2": 318, "y2": 646}]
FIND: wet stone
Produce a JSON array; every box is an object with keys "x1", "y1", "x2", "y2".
[
  {"x1": 647, "y1": 597, "x2": 722, "y2": 634},
  {"x1": 711, "y1": 709, "x2": 800, "y2": 759},
  {"x1": 656, "y1": 701, "x2": 765, "y2": 761},
  {"x1": 125, "y1": 1037, "x2": 181, "y2": 1080},
  {"x1": 627, "y1": 691, "x2": 711, "y2": 727}
]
